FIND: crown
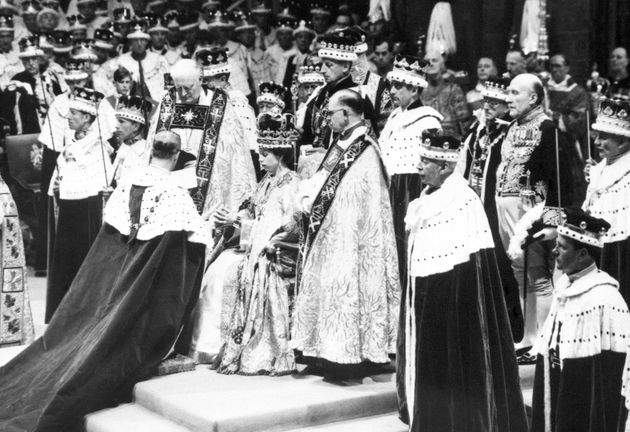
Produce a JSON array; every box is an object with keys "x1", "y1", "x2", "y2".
[
  {"x1": 0, "y1": 14, "x2": 13, "y2": 32},
  {"x1": 251, "y1": 0, "x2": 271, "y2": 14},
  {"x1": 18, "y1": 35, "x2": 43, "y2": 58},
  {"x1": 21, "y1": 1, "x2": 40, "y2": 16},
  {"x1": 127, "y1": 21, "x2": 150, "y2": 40},
  {"x1": 276, "y1": 16, "x2": 296, "y2": 33},
  {"x1": 113, "y1": 7, "x2": 132, "y2": 23},
  {"x1": 592, "y1": 98, "x2": 630, "y2": 138},
  {"x1": 146, "y1": 14, "x2": 168, "y2": 33},
  {"x1": 64, "y1": 58, "x2": 88, "y2": 81},
  {"x1": 207, "y1": 10, "x2": 230, "y2": 28},
  {"x1": 481, "y1": 77, "x2": 511, "y2": 102},
  {"x1": 277, "y1": 7, "x2": 297, "y2": 23},
  {"x1": 69, "y1": 86, "x2": 104, "y2": 116},
  {"x1": 67, "y1": 14, "x2": 87, "y2": 30},
  {"x1": 419, "y1": 131, "x2": 461, "y2": 162},
  {"x1": 257, "y1": 113, "x2": 298, "y2": 150},
  {"x1": 234, "y1": 13, "x2": 256, "y2": 32},
  {"x1": 257, "y1": 81, "x2": 287, "y2": 109},
  {"x1": 52, "y1": 29, "x2": 72, "y2": 52},
  {"x1": 116, "y1": 95, "x2": 153, "y2": 125},
  {"x1": 586, "y1": 68, "x2": 611, "y2": 95},
  {"x1": 71, "y1": 39, "x2": 97, "y2": 62},
  {"x1": 294, "y1": 20, "x2": 315, "y2": 36},
  {"x1": 38, "y1": 33, "x2": 54, "y2": 50},
  {"x1": 310, "y1": 2, "x2": 330, "y2": 16},
  {"x1": 318, "y1": 32, "x2": 357, "y2": 62},
  {"x1": 297, "y1": 64, "x2": 325, "y2": 84},
  {"x1": 196, "y1": 47, "x2": 231, "y2": 77},
  {"x1": 387, "y1": 54, "x2": 429, "y2": 88},
  {"x1": 557, "y1": 208, "x2": 611, "y2": 248},
  {"x1": 0, "y1": 0, "x2": 18, "y2": 15},
  {"x1": 93, "y1": 28, "x2": 114, "y2": 50}
]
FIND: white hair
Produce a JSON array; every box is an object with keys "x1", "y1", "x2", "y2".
[{"x1": 170, "y1": 59, "x2": 201, "y2": 84}]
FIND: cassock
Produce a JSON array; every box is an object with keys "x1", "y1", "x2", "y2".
[
  {"x1": 531, "y1": 265, "x2": 630, "y2": 432},
  {"x1": 0, "y1": 166, "x2": 209, "y2": 432},
  {"x1": 398, "y1": 171, "x2": 528, "y2": 432},
  {"x1": 291, "y1": 122, "x2": 400, "y2": 366},
  {"x1": 582, "y1": 150, "x2": 630, "y2": 304},
  {"x1": 148, "y1": 87, "x2": 257, "y2": 215},
  {"x1": 458, "y1": 115, "x2": 523, "y2": 340}
]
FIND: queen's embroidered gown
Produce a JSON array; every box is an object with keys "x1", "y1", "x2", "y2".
[
  {"x1": 0, "y1": 174, "x2": 34, "y2": 347},
  {"x1": 190, "y1": 167, "x2": 300, "y2": 375}
]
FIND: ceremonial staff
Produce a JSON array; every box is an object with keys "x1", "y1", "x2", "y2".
[{"x1": 94, "y1": 96, "x2": 112, "y2": 213}]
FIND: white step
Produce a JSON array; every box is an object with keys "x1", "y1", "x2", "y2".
[
  {"x1": 86, "y1": 404, "x2": 192, "y2": 432},
  {"x1": 283, "y1": 413, "x2": 406, "y2": 432},
  {"x1": 132, "y1": 367, "x2": 397, "y2": 432}
]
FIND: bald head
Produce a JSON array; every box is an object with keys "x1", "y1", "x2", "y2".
[
  {"x1": 610, "y1": 47, "x2": 629, "y2": 76},
  {"x1": 152, "y1": 130, "x2": 182, "y2": 160},
  {"x1": 508, "y1": 73, "x2": 544, "y2": 119},
  {"x1": 327, "y1": 89, "x2": 364, "y2": 133}
]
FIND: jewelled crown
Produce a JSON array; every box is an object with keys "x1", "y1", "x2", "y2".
[
  {"x1": 68, "y1": 86, "x2": 104, "y2": 116},
  {"x1": 419, "y1": 131, "x2": 461, "y2": 162},
  {"x1": 592, "y1": 98, "x2": 630, "y2": 138},
  {"x1": 557, "y1": 208, "x2": 610, "y2": 248},
  {"x1": 196, "y1": 47, "x2": 231, "y2": 77},
  {"x1": 277, "y1": 7, "x2": 297, "y2": 24},
  {"x1": 257, "y1": 81, "x2": 287, "y2": 109},
  {"x1": 257, "y1": 113, "x2": 299, "y2": 150},
  {"x1": 481, "y1": 77, "x2": 511, "y2": 103},
  {"x1": 0, "y1": 14, "x2": 13, "y2": 32},
  {"x1": 387, "y1": 54, "x2": 429, "y2": 89},
  {"x1": 71, "y1": 39, "x2": 97, "y2": 62},
  {"x1": 18, "y1": 36, "x2": 43, "y2": 58},
  {"x1": 64, "y1": 58, "x2": 88, "y2": 81},
  {"x1": 93, "y1": 28, "x2": 114, "y2": 50},
  {"x1": 116, "y1": 95, "x2": 153, "y2": 125},
  {"x1": 276, "y1": 16, "x2": 296, "y2": 33},
  {"x1": 297, "y1": 64, "x2": 325, "y2": 84},
  {"x1": 38, "y1": 33, "x2": 54, "y2": 50},
  {"x1": 318, "y1": 31, "x2": 357, "y2": 62}
]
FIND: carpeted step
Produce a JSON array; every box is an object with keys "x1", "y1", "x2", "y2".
[{"x1": 85, "y1": 404, "x2": 192, "y2": 432}]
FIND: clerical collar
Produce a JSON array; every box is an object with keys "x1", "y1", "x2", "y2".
[
  {"x1": 339, "y1": 121, "x2": 363, "y2": 140},
  {"x1": 567, "y1": 262, "x2": 597, "y2": 283},
  {"x1": 404, "y1": 99, "x2": 423, "y2": 111}
]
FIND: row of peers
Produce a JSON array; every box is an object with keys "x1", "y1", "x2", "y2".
[
  {"x1": 457, "y1": 66, "x2": 630, "y2": 430},
  {"x1": 1, "y1": 67, "x2": 630, "y2": 432}
]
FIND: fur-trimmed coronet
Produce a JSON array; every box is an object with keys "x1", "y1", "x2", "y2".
[
  {"x1": 557, "y1": 207, "x2": 611, "y2": 248},
  {"x1": 68, "y1": 86, "x2": 104, "y2": 116},
  {"x1": 387, "y1": 54, "x2": 429, "y2": 89},
  {"x1": 116, "y1": 95, "x2": 153, "y2": 125},
  {"x1": 592, "y1": 97, "x2": 630, "y2": 138}
]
